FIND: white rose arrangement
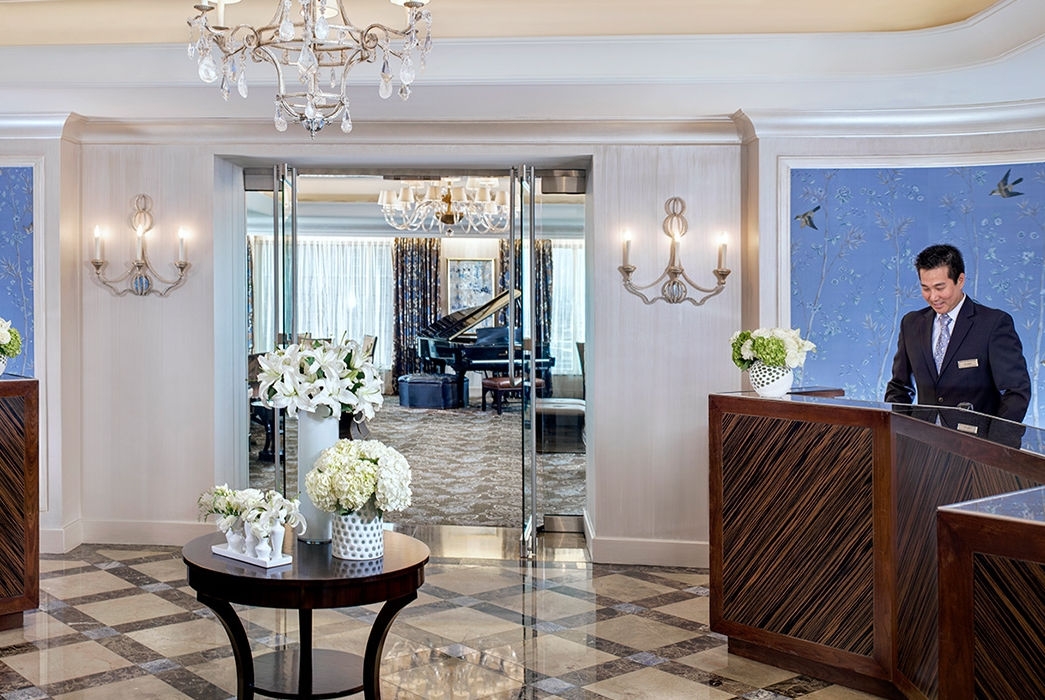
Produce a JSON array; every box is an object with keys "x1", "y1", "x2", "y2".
[
  {"x1": 305, "y1": 439, "x2": 412, "y2": 515},
  {"x1": 730, "y1": 327, "x2": 816, "y2": 371}
]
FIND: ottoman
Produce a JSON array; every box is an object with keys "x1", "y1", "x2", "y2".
[{"x1": 398, "y1": 373, "x2": 467, "y2": 409}]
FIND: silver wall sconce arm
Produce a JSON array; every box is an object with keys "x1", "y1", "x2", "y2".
[
  {"x1": 618, "y1": 196, "x2": 731, "y2": 306},
  {"x1": 90, "y1": 194, "x2": 191, "y2": 297}
]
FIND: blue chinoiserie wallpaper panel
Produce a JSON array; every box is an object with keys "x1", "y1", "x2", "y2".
[
  {"x1": 0, "y1": 167, "x2": 34, "y2": 377},
  {"x1": 791, "y1": 165, "x2": 1044, "y2": 428}
]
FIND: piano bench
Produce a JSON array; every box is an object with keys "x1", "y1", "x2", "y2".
[
  {"x1": 398, "y1": 373, "x2": 468, "y2": 409},
  {"x1": 481, "y1": 376, "x2": 545, "y2": 415}
]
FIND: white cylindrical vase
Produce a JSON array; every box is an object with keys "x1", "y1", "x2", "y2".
[{"x1": 296, "y1": 409, "x2": 339, "y2": 543}]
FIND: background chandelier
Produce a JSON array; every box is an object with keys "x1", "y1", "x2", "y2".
[
  {"x1": 378, "y1": 178, "x2": 511, "y2": 234},
  {"x1": 187, "y1": 0, "x2": 433, "y2": 137}
]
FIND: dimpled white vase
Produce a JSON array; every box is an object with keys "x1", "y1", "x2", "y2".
[{"x1": 749, "y1": 361, "x2": 793, "y2": 398}]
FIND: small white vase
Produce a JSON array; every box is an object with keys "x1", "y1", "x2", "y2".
[
  {"x1": 297, "y1": 409, "x2": 338, "y2": 543},
  {"x1": 224, "y1": 521, "x2": 246, "y2": 554},
  {"x1": 331, "y1": 500, "x2": 384, "y2": 560},
  {"x1": 749, "y1": 360, "x2": 793, "y2": 398},
  {"x1": 254, "y1": 537, "x2": 273, "y2": 562},
  {"x1": 270, "y1": 521, "x2": 287, "y2": 556},
  {"x1": 244, "y1": 527, "x2": 259, "y2": 558},
  {"x1": 0, "y1": 356, "x2": 7, "y2": 375}
]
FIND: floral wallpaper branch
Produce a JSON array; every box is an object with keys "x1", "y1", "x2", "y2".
[
  {"x1": 792, "y1": 164, "x2": 1043, "y2": 428},
  {"x1": 0, "y1": 167, "x2": 34, "y2": 377}
]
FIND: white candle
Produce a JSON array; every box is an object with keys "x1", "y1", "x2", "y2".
[
  {"x1": 136, "y1": 226, "x2": 144, "y2": 262},
  {"x1": 178, "y1": 228, "x2": 188, "y2": 263},
  {"x1": 623, "y1": 233, "x2": 631, "y2": 266},
  {"x1": 718, "y1": 242, "x2": 726, "y2": 270},
  {"x1": 93, "y1": 226, "x2": 102, "y2": 260}
]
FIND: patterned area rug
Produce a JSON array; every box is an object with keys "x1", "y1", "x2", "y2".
[{"x1": 249, "y1": 400, "x2": 586, "y2": 528}]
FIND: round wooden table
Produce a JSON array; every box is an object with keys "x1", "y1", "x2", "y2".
[{"x1": 183, "y1": 530, "x2": 429, "y2": 700}]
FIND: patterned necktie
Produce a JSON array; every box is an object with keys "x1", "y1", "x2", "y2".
[{"x1": 934, "y1": 314, "x2": 951, "y2": 372}]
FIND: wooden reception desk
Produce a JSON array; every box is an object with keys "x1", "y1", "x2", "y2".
[{"x1": 709, "y1": 393, "x2": 1045, "y2": 700}]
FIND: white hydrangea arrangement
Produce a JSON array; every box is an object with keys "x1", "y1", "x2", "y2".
[
  {"x1": 256, "y1": 337, "x2": 383, "y2": 420},
  {"x1": 730, "y1": 327, "x2": 816, "y2": 370},
  {"x1": 305, "y1": 439, "x2": 412, "y2": 515}
]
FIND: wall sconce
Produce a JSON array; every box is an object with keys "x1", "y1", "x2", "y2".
[
  {"x1": 618, "y1": 196, "x2": 730, "y2": 306},
  {"x1": 91, "y1": 194, "x2": 191, "y2": 297}
]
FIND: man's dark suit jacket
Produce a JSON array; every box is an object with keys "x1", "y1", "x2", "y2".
[{"x1": 885, "y1": 298, "x2": 1031, "y2": 422}]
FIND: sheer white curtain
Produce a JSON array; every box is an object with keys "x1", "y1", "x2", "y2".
[
  {"x1": 250, "y1": 236, "x2": 395, "y2": 369},
  {"x1": 549, "y1": 240, "x2": 585, "y2": 375}
]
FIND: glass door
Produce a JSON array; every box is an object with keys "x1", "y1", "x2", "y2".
[
  {"x1": 246, "y1": 165, "x2": 298, "y2": 496},
  {"x1": 510, "y1": 165, "x2": 540, "y2": 558}
]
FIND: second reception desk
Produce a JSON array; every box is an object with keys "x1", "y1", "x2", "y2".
[{"x1": 708, "y1": 393, "x2": 1045, "y2": 700}]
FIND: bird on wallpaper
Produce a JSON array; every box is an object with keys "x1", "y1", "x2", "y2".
[
  {"x1": 990, "y1": 169, "x2": 1024, "y2": 198},
  {"x1": 794, "y1": 205, "x2": 821, "y2": 229}
]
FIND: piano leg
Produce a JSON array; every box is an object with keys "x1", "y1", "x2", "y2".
[{"x1": 455, "y1": 369, "x2": 468, "y2": 409}]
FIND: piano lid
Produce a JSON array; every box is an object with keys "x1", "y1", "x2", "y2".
[{"x1": 419, "y1": 289, "x2": 521, "y2": 342}]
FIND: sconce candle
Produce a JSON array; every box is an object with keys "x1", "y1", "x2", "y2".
[
  {"x1": 718, "y1": 242, "x2": 726, "y2": 270},
  {"x1": 178, "y1": 228, "x2": 188, "y2": 263},
  {"x1": 93, "y1": 226, "x2": 103, "y2": 261},
  {"x1": 135, "y1": 226, "x2": 144, "y2": 263},
  {"x1": 623, "y1": 234, "x2": 631, "y2": 267}
]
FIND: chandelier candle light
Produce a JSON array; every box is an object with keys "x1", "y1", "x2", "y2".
[
  {"x1": 91, "y1": 195, "x2": 191, "y2": 297},
  {"x1": 188, "y1": 0, "x2": 433, "y2": 137},
  {"x1": 619, "y1": 196, "x2": 731, "y2": 306},
  {"x1": 379, "y1": 177, "x2": 511, "y2": 234}
]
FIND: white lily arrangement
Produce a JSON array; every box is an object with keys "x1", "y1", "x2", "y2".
[
  {"x1": 256, "y1": 337, "x2": 384, "y2": 420},
  {"x1": 0, "y1": 317, "x2": 22, "y2": 359},
  {"x1": 305, "y1": 439, "x2": 412, "y2": 516},
  {"x1": 730, "y1": 327, "x2": 816, "y2": 371},
  {"x1": 197, "y1": 485, "x2": 306, "y2": 538}
]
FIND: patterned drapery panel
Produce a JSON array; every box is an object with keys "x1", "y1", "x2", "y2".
[
  {"x1": 392, "y1": 238, "x2": 441, "y2": 391},
  {"x1": 497, "y1": 239, "x2": 553, "y2": 350}
]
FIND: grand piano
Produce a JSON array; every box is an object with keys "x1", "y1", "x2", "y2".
[{"x1": 416, "y1": 289, "x2": 555, "y2": 408}]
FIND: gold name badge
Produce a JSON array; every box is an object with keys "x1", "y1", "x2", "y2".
[
  {"x1": 956, "y1": 423, "x2": 979, "y2": 434},
  {"x1": 957, "y1": 359, "x2": 979, "y2": 369}
]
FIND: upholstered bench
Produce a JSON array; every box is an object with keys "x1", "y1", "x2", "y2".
[
  {"x1": 535, "y1": 398, "x2": 586, "y2": 452},
  {"x1": 481, "y1": 376, "x2": 546, "y2": 415}
]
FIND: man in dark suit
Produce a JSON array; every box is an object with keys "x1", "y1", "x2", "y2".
[{"x1": 884, "y1": 244, "x2": 1031, "y2": 422}]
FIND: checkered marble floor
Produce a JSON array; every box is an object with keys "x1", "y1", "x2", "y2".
[{"x1": 0, "y1": 527, "x2": 882, "y2": 699}]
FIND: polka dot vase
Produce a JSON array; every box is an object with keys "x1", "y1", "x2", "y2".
[
  {"x1": 331, "y1": 500, "x2": 384, "y2": 560},
  {"x1": 748, "y1": 360, "x2": 793, "y2": 398}
]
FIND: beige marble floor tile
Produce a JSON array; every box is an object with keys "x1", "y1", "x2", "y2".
[
  {"x1": 589, "y1": 573, "x2": 676, "y2": 602},
  {"x1": 182, "y1": 655, "x2": 238, "y2": 695},
  {"x1": 95, "y1": 548, "x2": 172, "y2": 561},
  {"x1": 39, "y1": 570, "x2": 137, "y2": 599},
  {"x1": 422, "y1": 566, "x2": 523, "y2": 596},
  {"x1": 238, "y1": 606, "x2": 351, "y2": 635},
  {"x1": 486, "y1": 588, "x2": 595, "y2": 619},
  {"x1": 486, "y1": 634, "x2": 616, "y2": 677},
  {"x1": 0, "y1": 612, "x2": 76, "y2": 645},
  {"x1": 77, "y1": 592, "x2": 188, "y2": 627},
  {"x1": 581, "y1": 614, "x2": 697, "y2": 650},
  {"x1": 130, "y1": 557, "x2": 189, "y2": 583},
  {"x1": 585, "y1": 666, "x2": 735, "y2": 700},
  {"x1": 125, "y1": 617, "x2": 230, "y2": 657},
  {"x1": 655, "y1": 596, "x2": 710, "y2": 625},
  {"x1": 405, "y1": 607, "x2": 521, "y2": 643},
  {"x1": 803, "y1": 684, "x2": 885, "y2": 699},
  {"x1": 38, "y1": 559, "x2": 89, "y2": 574},
  {"x1": 52, "y1": 674, "x2": 195, "y2": 699},
  {"x1": 2, "y1": 641, "x2": 134, "y2": 685},
  {"x1": 384, "y1": 656, "x2": 523, "y2": 699},
  {"x1": 653, "y1": 571, "x2": 710, "y2": 587},
  {"x1": 677, "y1": 646, "x2": 798, "y2": 688}
]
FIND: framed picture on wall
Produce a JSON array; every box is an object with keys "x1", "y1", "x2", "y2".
[{"x1": 446, "y1": 258, "x2": 496, "y2": 321}]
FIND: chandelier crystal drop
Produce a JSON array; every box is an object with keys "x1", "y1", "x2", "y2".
[
  {"x1": 188, "y1": 0, "x2": 433, "y2": 138},
  {"x1": 379, "y1": 179, "x2": 512, "y2": 234}
]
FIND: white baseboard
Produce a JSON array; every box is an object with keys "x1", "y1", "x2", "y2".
[
  {"x1": 42, "y1": 520, "x2": 216, "y2": 553},
  {"x1": 585, "y1": 512, "x2": 708, "y2": 568}
]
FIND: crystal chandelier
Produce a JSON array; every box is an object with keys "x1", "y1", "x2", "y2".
[
  {"x1": 378, "y1": 178, "x2": 511, "y2": 234},
  {"x1": 187, "y1": 0, "x2": 433, "y2": 137}
]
